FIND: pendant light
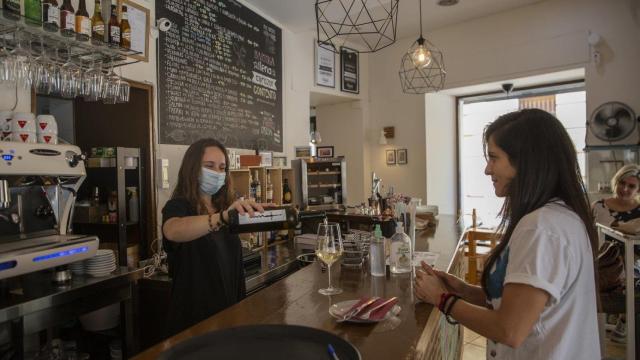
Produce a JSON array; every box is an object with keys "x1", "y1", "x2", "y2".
[
  {"x1": 315, "y1": 0, "x2": 400, "y2": 53},
  {"x1": 398, "y1": 0, "x2": 446, "y2": 94}
]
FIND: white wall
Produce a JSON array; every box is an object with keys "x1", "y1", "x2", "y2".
[{"x1": 366, "y1": 0, "x2": 640, "y2": 214}]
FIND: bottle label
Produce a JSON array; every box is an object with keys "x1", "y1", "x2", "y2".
[
  {"x1": 238, "y1": 209, "x2": 286, "y2": 225},
  {"x1": 45, "y1": 5, "x2": 60, "y2": 25},
  {"x1": 77, "y1": 17, "x2": 91, "y2": 35},
  {"x1": 110, "y1": 27, "x2": 121, "y2": 43},
  {"x1": 93, "y1": 23, "x2": 104, "y2": 35},
  {"x1": 283, "y1": 192, "x2": 291, "y2": 202},
  {"x1": 122, "y1": 30, "x2": 131, "y2": 41},
  {"x1": 62, "y1": 10, "x2": 75, "y2": 30}
]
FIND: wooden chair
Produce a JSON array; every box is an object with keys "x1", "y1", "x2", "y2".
[{"x1": 464, "y1": 210, "x2": 499, "y2": 285}]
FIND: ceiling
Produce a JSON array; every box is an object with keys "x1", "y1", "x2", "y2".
[{"x1": 243, "y1": 0, "x2": 546, "y2": 40}]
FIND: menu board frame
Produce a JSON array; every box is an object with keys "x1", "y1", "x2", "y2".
[{"x1": 340, "y1": 46, "x2": 359, "y2": 94}]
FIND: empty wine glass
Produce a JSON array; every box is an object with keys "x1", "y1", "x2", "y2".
[
  {"x1": 0, "y1": 36, "x2": 12, "y2": 82},
  {"x1": 316, "y1": 222, "x2": 344, "y2": 295},
  {"x1": 83, "y1": 61, "x2": 103, "y2": 101},
  {"x1": 60, "y1": 45, "x2": 81, "y2": 98},
  {"x1": 8, "y1": 31, "x2": 33, "y2": 89},
  {"x1": 117, "y1": 67, "x2": 129, "y2": 103},
  {"x1": 101, "y1": 63, "x2": 120, "y2": 104}
]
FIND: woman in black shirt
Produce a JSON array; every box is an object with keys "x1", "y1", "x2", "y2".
[{"x1": 161, "y1": 138, "x2": 265, "y2": 336}]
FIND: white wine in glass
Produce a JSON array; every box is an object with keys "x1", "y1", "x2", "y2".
[{"x1": 316, "y1": 222, "x2": 343, "y2": 295}]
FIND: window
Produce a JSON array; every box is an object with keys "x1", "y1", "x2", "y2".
[{"x1": 458, "y1": 83, "x2": 586, "y2": 227}]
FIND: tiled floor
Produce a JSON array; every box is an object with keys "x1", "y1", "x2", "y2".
[
  {"x1": 462, "y1": 328, "x2": 486, "y2": 360},
  {"x1": 462, "y1": 327, "x2": 628, "y2": 360}
]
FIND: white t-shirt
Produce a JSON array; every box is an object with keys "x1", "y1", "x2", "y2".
[{"x1": 485, "y1": 201, "x2": 600, "y2": 360}]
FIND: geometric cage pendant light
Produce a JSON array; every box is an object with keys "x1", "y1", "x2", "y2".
[
  {"x1": 398, "y1": 0, "x2": 446, "y2": 94},
  {"x1": 316, "y1": 0, "x2": 400, "y2": 53}
]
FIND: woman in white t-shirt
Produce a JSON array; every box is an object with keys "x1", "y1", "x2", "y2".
[{"x1": 415, "y1": 109, "x2": 600, "y2": 359}]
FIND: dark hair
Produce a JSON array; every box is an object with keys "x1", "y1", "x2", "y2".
[
  {"x1": 171, "y1": 138, "x2": 234, "y2": 214},
  {"x1": 480, "y1": 109, "x2": 598, "y2": 298}
]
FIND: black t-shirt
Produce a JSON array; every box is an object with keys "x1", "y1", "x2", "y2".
[{"x1": 162, "y1": 198, "x2": 246, "y2": 336}]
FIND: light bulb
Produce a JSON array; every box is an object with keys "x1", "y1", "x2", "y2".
[{"x1": 411, "y1": 45, "x2": 432, "y2": 68}]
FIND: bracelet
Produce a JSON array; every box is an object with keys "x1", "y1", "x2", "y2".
[
  {"x1": 207, "y1": 214, "x2": 216, "y2": 233},
  {"x1": 438, "y1": 293, "x2": 456, "y2": 312},
  {"x1": 220, "y1": 211, "x2": 229, "y2": 225},
  {"x1": 444, "y1": 295, "x2": 461, "y2": 325}
]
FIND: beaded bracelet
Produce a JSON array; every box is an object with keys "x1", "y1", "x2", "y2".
[
  {"x1": 438, "y1": 293, "x2": 456, "y2": 312},
  {"x1": 207, "y1": 214, "x2": 216, "y2": 232}
]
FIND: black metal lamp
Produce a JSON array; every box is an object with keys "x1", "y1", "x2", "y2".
[
  {"x1": 398, "y1": 0, "x2": 446, "y2": 94},
  {"x1": 315, "y1": 0, "x2": 399, "y2": 53}
]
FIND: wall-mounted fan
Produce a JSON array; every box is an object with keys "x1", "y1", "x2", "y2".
[{"x1": 586, "y1": 102, "x2": 638, "y2": 146}]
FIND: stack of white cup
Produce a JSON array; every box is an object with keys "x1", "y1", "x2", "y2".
[
  {"x1": 0, "y1": 111, "x2": 11, "y2": 141},
  {"x1": 11, "y1": 113, "x2": 37, "y2": 143},
  {"x1": 36, "y1": 115, "x2": 58, "y2": 144}
]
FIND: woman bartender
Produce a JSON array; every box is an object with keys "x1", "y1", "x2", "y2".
[{"x1": 161, "y1": 138, "x2": 265, "y2": 335}]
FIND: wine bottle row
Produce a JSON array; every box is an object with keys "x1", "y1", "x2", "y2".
[{"x1": 3, "y1": 0, "x2": 131, "y2": 49}]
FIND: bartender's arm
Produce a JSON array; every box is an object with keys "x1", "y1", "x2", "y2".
[{"x1": 163, "y1": 199, "x2": 266, "y2": 242}]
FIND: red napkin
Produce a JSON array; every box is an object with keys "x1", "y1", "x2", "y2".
[
  {"x1": 367, "y1": 297, "x2": 399, "y2": 321},
  {"x1": 343, "y1": 297, "x2": 373, "y2": 317}
]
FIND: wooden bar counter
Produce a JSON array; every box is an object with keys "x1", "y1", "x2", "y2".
[{"x1": 134, "y1": 215, "x2": 465, "y2": 360}]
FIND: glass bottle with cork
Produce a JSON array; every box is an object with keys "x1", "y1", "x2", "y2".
[
  {"x1": 108, "y1": 1, "x2": 120, "y2": 47},
  {"x1": 42, "y1": 0, "x2": 60, "y2": 32},
  {"x1": 91, "y1": 0, "x2": 104, "y2": 44},
  {"x1": 60, "y1": 0, "x2": 76, "y2": 37},
  {"x1": 282, "y1": 178, "x2": 292, "y2": 204},
  {"x1": 120, "y1": 5, "x2": 131, "y2": 49},
  {"x1": 75, "y1": 0, "x2": 91, "y2": 41}
]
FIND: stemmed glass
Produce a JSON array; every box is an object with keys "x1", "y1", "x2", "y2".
[
  {"x1": 0, "y1": 36, "x2": 13, "y2": 82},
  {"x1": 315, "y1": 222, "x2": 344, "y2": 295},
  {"x1": 60, "y1": 45, "x2": 81, "y2": 98},
  {"x1": 101, "y1": 62, "x2": 120, "y2": 104},
  {"x1": 9, "y1": 31, "x2": 33, "y2": 89}
]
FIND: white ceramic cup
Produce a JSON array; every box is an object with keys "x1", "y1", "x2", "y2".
[
  {"x1": 0, "y1": 110, "x2": 11, "y2": 131},
  {"x1": 36, "y1": 114, "x2": 58, "y2": 134},
  {"x1": 37, "y1": 133, "x2": 58, "y2": 144},
  {"x1": 11, "y1": 113, "x2": 36, "y2": 132},
  {"x1": 12, "y1": 131, "x2": 37, "y2": 143}
]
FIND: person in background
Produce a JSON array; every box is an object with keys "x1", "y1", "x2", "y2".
[
  {"x1": 162, "y1": 138, "x2": 266, "y2": 336},
  {"x1": 591, "y1": 164, "x2": 640, "y2": 344},
  {"x1": 414, "y1": 109, "x2": 600, "y2": 359}
]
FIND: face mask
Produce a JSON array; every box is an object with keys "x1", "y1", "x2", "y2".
[{"x1": 199, "y1": 167, "x2": 226, "y2": 195}]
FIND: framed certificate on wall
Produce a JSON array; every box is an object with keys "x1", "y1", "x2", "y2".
[
  {"x1": 340, "y1": 46, "x2": 359, "y2": 94},
  {"x1": 315, "y1": 42, "x2": 335, "y2": 88}
]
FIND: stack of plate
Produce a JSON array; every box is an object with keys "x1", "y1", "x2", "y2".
[
  {"x1": 85, "y1": 249, "x2": 116, "y2": 277},
  {"x1": 69, "y1": 260, "x2": 85, "y2": 275}
]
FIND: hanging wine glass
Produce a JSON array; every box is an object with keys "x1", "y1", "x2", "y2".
[{"x1": 60, "y1": 45, "x2": 81, "y2": 98}]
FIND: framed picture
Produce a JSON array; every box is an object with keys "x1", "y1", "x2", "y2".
[
  {"x1": 386, "y1": 149, "x2": 396, "y2": 165},
  {"x1": 397, "y1": 149, "x2": 408, "y2": 165},
  {"x1": 273, "y1": 156, "x2": 287, "y2": 167},
  {"x1": 316, "y1": 146, "x2": 334, "y2": 158},
  {"x1": 259, "y1": 151, "x2": 273, "y2": 167},
  {"x1": 122, "y1": 0, "x2": 150, "y2": 62},
  {"x1": 295, "y1": 146, "x2": 312, "y2": 158},
  {"x1": 315, "y1": 41, "x2": 335, "y2": 88},
  {"x1": 340, "y1": 47, "x2": 359, "y2": 93}
]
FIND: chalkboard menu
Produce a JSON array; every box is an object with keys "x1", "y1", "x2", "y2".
[{"x1": 157, "y1": 0, "x2": 283, "y2": 151}]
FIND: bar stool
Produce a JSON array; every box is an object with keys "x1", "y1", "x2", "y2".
[{"x1": 464, "y1": 210, "x2": 499, "y2": 285}]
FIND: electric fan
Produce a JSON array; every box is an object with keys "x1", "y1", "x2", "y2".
[{"x1": 586, "y1": 102, "x2": 638, "y2": 146}]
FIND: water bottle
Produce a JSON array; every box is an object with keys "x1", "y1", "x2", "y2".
[
  {"x1": 370, "y1": 224, "x2": 386, "y2": 277},
  {"x1": 390, "y1": 222, "x2": 412, "y2": 274}
]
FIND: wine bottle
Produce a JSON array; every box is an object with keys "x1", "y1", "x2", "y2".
[
  {"x1": 60, "y1": 0, "x2": 75, "y2": 37},
  {"x1": 282, "y1": 178, "x2": 292, "y2": 204},
  {"x1": 90, "y1": 0, "x2": 104, "y2": 44},
  {"x1": 120, "y1": 5, "x2": 131, "y2": 49},
  {"x1": 226, "y1": 206, "x2": 326, "y2": 234},
  {"x1": 249, "y1": 172, "x2": 256, "y2": 200},
  {"x1": 265, "y1": 173, "x2": 273, "y2": 203},
  {"x1": 254, "y1": 170, "x2": 262, "y2": 202},
  {"x1": 42, "y1": 0, "x2": 60, "y2": 32},
  {"x1": 3, "y1": 0, "x2": 20, "y2": 20},
  {"x1": 25, "y1": 0, "x2": 43, "y2": 25},
  {"x1": 108, "y1": 2, "x2": 120, "y2": 47},
  {"x1": 75, "y1": 0, "x2": 90, "y2": 41}
]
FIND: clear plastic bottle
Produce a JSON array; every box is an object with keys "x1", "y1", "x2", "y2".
[
  {"x1": 390, "y1": 222, "x2": 412, "y2": 274},
  {"x1": 369, "y1": 224, "x2": 385, "y2": 277}
]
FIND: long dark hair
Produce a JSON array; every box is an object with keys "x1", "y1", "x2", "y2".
[
  {"x1": 480, "y1": 109, "x2": 598, "y2": 298},
  {"x1": 171, "y1": 138, "x2": 234, "y2": 214}
]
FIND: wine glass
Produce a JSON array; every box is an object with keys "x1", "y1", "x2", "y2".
[{"x1": 315, "y1": 222, "x2": 344, "y2": 295}]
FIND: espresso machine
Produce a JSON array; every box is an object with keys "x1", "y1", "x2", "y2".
[{"x1": 0, "y1": 142, "x2": 99, "y2": 280}]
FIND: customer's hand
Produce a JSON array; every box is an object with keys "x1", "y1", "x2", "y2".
[
  {"x1": 420, "y1": 261, "x2": 468, "y2": 297},
  {"x1": 414, "y1": 262, "x2": 448, "y2": 305}
]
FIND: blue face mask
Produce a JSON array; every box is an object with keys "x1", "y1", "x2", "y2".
[{"x1": 199, "y1": 167, "x2": 226, "y2": 195}]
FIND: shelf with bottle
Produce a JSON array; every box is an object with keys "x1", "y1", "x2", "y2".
[
  {"x1": 307, "y1": 171, "x2": 341, "y2": 176},
  {"x1": 0, "y1": 2, "x2": 140, "y2": 70}
]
